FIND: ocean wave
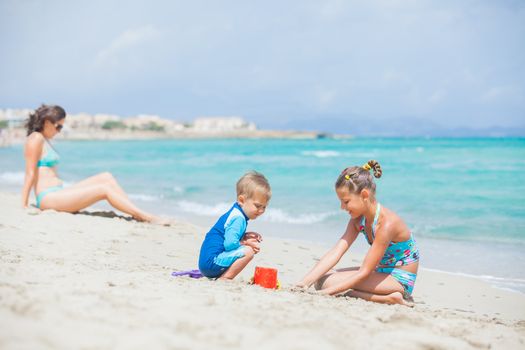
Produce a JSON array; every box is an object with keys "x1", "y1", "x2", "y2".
[
  {"x1": 0, "y1": 171, "x2": 25, "y2": 185},
  {"x1": 422, "y1": 267, "x2": 525, "y2": 294},
  {"x1": 301, "y1": 150, "x2": 341, "y2": 158},
  {"x1": 172, "y1": 186, "x2": 185, "y2": 194},
  {"x1": 176, "y1": 200, "x2": 232, "y2": 216},
  {"x1": 261, "y1": 208, "x2": 337, "y2": 224},
  {"x1": 175, "y1": 200, "x2": 337, "y2": 224},
  {"x1": 129, "y1": 193, "x2": 163, "y2": 202}
]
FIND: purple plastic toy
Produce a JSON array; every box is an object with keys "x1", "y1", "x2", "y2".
[{"x1": 171, "y1": 269, "x2": 203, "y2": 279}]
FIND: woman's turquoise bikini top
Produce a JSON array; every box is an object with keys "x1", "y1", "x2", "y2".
[
  {"x1": 359, "y1": 203, "x2": 419, "y2": 267},
  {"x1": 37, "y1": 141, "x2": 60, "y2": 167}
]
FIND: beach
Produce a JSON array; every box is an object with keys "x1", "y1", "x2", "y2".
[
  {"x1": 3, "y1": 0, "x2": 524, "y2": 347},
  {"x1": 1, "y1": 191, "x2": 524, "y2": 349},
  {"x1": 3, "y1": 137, "x2": 525, "y2": 292}
]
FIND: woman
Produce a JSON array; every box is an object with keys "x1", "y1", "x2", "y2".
[{"x1": 21, "y1": 104, "x2": 168, "y2": 224}]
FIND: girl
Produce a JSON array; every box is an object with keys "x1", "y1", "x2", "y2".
[
  {"x1": 296, "y1": 160, "x2": 419, "y2": 305},
  {"x1": 21, "y1": 104, "x2": 169, "y2": 224}
]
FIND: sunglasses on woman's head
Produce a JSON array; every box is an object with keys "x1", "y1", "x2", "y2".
[{"x1": 55, "y1": 124, "x2": 63, "y2": 132}]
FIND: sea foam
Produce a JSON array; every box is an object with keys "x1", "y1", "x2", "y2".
[
  {"x1": 0, "y1": 171, "x2": 24, "y2": 185},
  {"x1": 175, "y1": 200, "x2": 336, "y2": 225}
]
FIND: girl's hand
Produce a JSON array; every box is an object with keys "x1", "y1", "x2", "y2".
[
  {"x1": 290, "y1": 282, "x2": 309, "y2": 293},
  {"x1": 317, "y1": 288, "x2": 332, "y2": 296},
  {"x1": 294, "y1": 281, "x2": 309, "y2": 289},
  {"x1": 290, "y1": 285, "x2": 320, "y2": 296}
]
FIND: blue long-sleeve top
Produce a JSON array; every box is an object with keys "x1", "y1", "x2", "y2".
[{"x1": 199, "y1": 202, "x2": 249, "y2": 268}]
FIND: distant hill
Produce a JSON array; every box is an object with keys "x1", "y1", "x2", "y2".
[{"x1": 259, "y1": 114, "x2": 525, "y2": 137}]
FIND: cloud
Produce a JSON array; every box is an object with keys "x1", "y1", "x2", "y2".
[
  {"x1": 95, "y1": 25, "x2": 161, "y2": 66},
  {"x1": 1, "y1": 1, "x2": 524, "y2": 131},
  {"x1": 317, "y1": 0, "x2": 348, "y2": 20},
  {"x1": 428, "y1": 89, "x2": 447, "y2": 104},
  {"x1": 480, "y1": 85, "x2": 522, "y2": 103},
  {"x1": 315, "y1": 87, "x2": 338, "y2": 108},
  {"x1": 383, "y1": 70, "x2": 411, "y2": 85}
]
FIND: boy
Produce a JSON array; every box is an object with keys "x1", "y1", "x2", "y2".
[{"x1": 198, "y1": 171, "x2": 271, "y2": 279}]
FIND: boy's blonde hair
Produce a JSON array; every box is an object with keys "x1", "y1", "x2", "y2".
[{"x1": 236, "y1": 171, "x2": 271, "y2": 199}]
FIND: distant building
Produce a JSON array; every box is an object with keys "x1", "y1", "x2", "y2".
[
  {"x1": 192, "y1": 117, "x2": 256, "y2": 132},
  {"x1": 0, "y1": 108, "x2": 31, "y2": 128},
  {"x1": 124, "y1": 114, "x2": 185, "y2": 132},
  {"x1": 0, "y1": 108, "x2": 263, "y2": 139}
]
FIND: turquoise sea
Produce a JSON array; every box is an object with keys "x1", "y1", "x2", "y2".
[{"x1": 1, "y1": 137, "x2": 524, "y2": 292}]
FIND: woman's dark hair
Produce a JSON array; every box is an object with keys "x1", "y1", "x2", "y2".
[
  {"x1": 335, "y1": 160, "x2": 382, "y2": 195},
  {"x1": 25, "y1": 104, "x2": 66, "y2": 136}
]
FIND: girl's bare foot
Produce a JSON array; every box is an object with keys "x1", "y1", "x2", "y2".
[{"x1": 388, "y1": 291, "x2": 414, "y2": 307}]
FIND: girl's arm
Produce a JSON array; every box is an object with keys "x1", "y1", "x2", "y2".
[
  {"x1": 320, "y1": 221, "x2": 393, "y2": 295},
  {"x1": 296, "y1": 220, "x2": 359, "y2": 288},
  {"x1": 21, "y1": 135, "x2": 43, "y2": 208}
]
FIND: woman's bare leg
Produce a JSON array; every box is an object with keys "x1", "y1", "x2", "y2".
[
  {"x1": 219, "y1": 247, "x2": 255, "y2": 280},
  {"x1": 40, "y1": 183, "x2": 156, "y2": 222},
  {"x1": 67, "y1": 172, "x2": 131, "y2": 200},
  {"x1": 46, "y1": 172, "x2": 169, "y2": 223},
  {"x1": 315, "y1": 268, "x2": 408, "y2": 306}
]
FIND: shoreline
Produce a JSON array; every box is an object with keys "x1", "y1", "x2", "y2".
[
  {"x1": 1, "y1": 191, "x2": 524, "y2": 348},
  {"x1": 0, "y1": 128, "x2": 342, "y2": 148},
  {"x1": 419, "y1": 267, "x2": 525, "y2": 295},
  {"x1": 2, "y1": 181, "x2": 525, "y2": 296}
]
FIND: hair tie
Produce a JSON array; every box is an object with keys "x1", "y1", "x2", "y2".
[
  {"x1": 344, "y1": 174, "x2": 351, "y2": 180},
  {"x1": 362, "y1": 163, "x2": 372, "y2": 171}
]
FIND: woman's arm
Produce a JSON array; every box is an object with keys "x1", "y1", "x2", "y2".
[
  {"x1": 21, "y1": 135, "x2": 43, "y2": 208},
  {"x1": 297, "y1": 220, "x2": 359, "y2": 288},
  {"x1": 320, "y1": 221, "x2": 393, "y2": 295}
]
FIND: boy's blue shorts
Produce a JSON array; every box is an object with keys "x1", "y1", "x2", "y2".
[{"x1": 199, "y1": 261, "x2": 228, "y2": 279}]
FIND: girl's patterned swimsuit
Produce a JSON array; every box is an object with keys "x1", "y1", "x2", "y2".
[{"x1": 360, "y1": 203, "x2": 420, "y2": 298}]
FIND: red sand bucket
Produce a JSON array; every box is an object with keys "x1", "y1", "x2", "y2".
[{"x1": 253, "y1": 266, "x2": 278, "y2": 289}]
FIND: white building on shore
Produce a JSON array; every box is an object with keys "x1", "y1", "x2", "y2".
[
  {"x1": 67, "y1": 113, "x2": 121, "y2": 129},
  {"x1": 0, "y1": 108, "x2": 32, "y2": 128},
  {"x1": 192, "y1": 117, "x2": 256, "y2": 132},
  {"x1": 0, "y1": 108, "x2": 273, "y2": 143},
  {"x1": 124, "y1": 114, "x2": 185, "y2": 132}
]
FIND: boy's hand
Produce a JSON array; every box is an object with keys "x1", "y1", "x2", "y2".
[
  {"x1": 241, "y1": 238, "x2": 261, "y2": 253},
  {"x1": 242, "y1": 231, "x2": 262, "y2": 242}
]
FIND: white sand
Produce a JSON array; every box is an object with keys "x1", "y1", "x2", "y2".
[{"x1": 0, "y1": 191, "x2": 524, "y2": 349}]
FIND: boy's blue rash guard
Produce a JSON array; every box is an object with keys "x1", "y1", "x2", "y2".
[{"x1": 199, "y1": 203, "x2": 250, "y2": 269}]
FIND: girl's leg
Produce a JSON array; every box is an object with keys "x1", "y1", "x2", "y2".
[
  {"x1": 219, "y1": 247, "x2": 255, "y2": 280},
  {"x1": 315, "y1": 268, "x2": 408, "y2": 305},
  {"x1": 346, "y1": 290, "x2": 410, "y2": 306},
  {"x1": 314, "y1": 267, "x2": 359, "y2": 290},
  {"x1": 40, "y1": 183, "x2": 156, "y2": 222}
]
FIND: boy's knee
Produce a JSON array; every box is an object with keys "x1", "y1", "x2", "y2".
[{"x1": 244, "y1": 247, "x2": 255, "y2": 259}]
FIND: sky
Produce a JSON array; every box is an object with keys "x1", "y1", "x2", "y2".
[{"x1": 1, "y1": 0, "x2": 524, "y2": 135}]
